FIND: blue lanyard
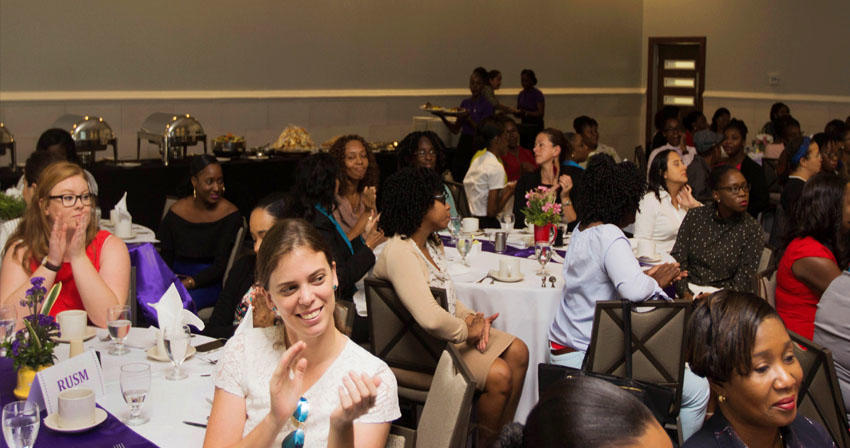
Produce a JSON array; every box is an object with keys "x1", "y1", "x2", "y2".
[
  {"x1": 562, "y1": 160, "x2": 584, "y2": 170},
  {"x1": 314, "y1": 204, "x2": 353, "y2": 255}
]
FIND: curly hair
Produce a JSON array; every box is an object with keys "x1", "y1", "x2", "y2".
[
  {"x1": 573, "y1": 154, "x2": 646, "y2": 227},
  {"x1": 286, "y1": 153, "x2": 339, "y2": 222},
  {"x1": 725, "y1": 118, "x2": 749, "y2": 141},
  {"x1": 783, "y1": 172, "x2": 850, "y2": 269},
  {"x1": 647, "y1": 149, "x2": 675, "y2": 200},
  {"x1": 710, "y1": 107, "x2": 730, "y2": 133},
  {"x1": 378, "y1": 167, "x2": 444, "y2": 238},
  {"x1": 328, "y1": 135, "x2": 379, "y2": 195},
  {"x1": 395, "y1": 131, "x2": 447, "y2": 172}
]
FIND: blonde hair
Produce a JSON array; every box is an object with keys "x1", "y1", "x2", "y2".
[{"x1": 4, "y1": 161, "x2": 98, "y2": 272}]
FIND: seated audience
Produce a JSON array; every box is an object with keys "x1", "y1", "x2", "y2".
[
  {"x1": 573, "y1": 115, "x2": 620, "y2": 167},
  {"x1": 813, "y1": 131, "x2": 841, "y2": 175},
  {"x1": 775, "y1": 173, "x2": 849, "y2": 340},
  {"x1": 636, "y1": 149, "x2": 702, "y2": 255},
  {"x1": 0, "y1": 161, "x2": 130, "y2": 327},
  {"x1": 205, "y1": 193, "x2": 287, "y2": 339},
  {"x1": 513, "y1": 129, "x2": 576, "y2": 229},
  {"x1": 721, "y1": 119, "x2": 769, "y2": 217},
  {"x1": 440, "y1": 68, "x2": 495, "y2": 182},
  {"x1": 395, "y1": 130, "x2": 458, "y2": 218},
  {"x1": 204, "y1": 219, "x2": 400, "y2": 448},
  {"x1": 780, "y1": 136, "x2": 821, "y2": 222},
  {"x1": 774, "y1": 115, "x2": 803, "y2": 178},
  {"x1": 683, "y1": 290, "x2": 835, "y2": 447},
  {"x1": 547, "y1": 154, "x2": 708, "y2": 440},
  {"x1": 709, "y1": 107, "x2": 731, "y2": 135},
  {"x1": 286, "y1": 153, "x2": 383, "y2": 342},
  {"x1": 463, "y1": 119, "x2": 516, "y2": 228},
  {"x1": 646, "y1": 115, "x2": 696, "y2": 174},
  {"x1": 329, "y1": 135, "x2": 379, "y2": 239},
  {"x1": 10, "y1": 129, "x2": 99, "y2": 197},
  {"x1": 500, "y1": 117, "x2": 537, "y2": 182},
  {"x1": 521, "y1": 376, "x2": 672, "y2": 448},
  {"x1": 813, "y1": 271, "x2": 850, "y2": 422},
  {"x1": 687, "y1": 129, "x2": 724, "y2": 203},
  {"x1": 514, "y1": 69, "x2": 545, "y2": 150},
  {"x1": 683, "y1": 109, "x2": 708, "y2": 147},
  {"x1": 672, "y1": 166, "x2": 763, "y2": 293},
  {"x1": 158, "y1": 155, "x2": 242, "y2": 310},
  {"x1": 651, "y1": 106, "x2": 681, "y2": 150},
  {"x1": 374, "y1": 167, "x2": 528, "y2": 446},
  {"x1": 761, "y1": 101, "x2": 790, "y2": 139}
]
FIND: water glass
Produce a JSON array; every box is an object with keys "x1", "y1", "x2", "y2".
[
  {"x1": 2, "y1": 401, "x2": 39, "y2": 448},
  {"x1": 456, "y1": 234, "x2": 474, "y2": 267},
  {"x1": 120, "y1": 363, "x2": 151, "y2": 425},
  {"x1": 0, "y1": 306, "x2": 15, "y2": 356},
  {"x1": 107, "y1": 305, "x2": 132, "y2": 355},
  {"x1": 448, "y1": 216, "x2": 461, "y2": 245},
  {"x1": 499, "y1": 214, "x2": 515, "y2": 232},
  {"x1": 164, "y1": 324, "x2": 190, "y2": 380},
  {"x1": 535, "y1": 243, "x2": 553, "y2": 276}
]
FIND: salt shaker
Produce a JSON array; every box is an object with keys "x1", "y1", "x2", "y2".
[{"x1": 494, "y1": 231, "x2": 507, "y2": 253}]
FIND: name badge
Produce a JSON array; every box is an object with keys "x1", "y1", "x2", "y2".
[{"x1": 28, "y1": 350, "x2": 105, "y2": 415}]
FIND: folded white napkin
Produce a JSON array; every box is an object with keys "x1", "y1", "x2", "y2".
[
  {"x1": 112, "y1": 192, "x2": 131, "y2": 222},
  {"x1": 153, "y1": 283, "x2": 205, "y2": 334}
]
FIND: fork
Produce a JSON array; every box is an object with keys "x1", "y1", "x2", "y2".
[{"x1": 113, "y1": 443, "x2": 126, "y2": 448}]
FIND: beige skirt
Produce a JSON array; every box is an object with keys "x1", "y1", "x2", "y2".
[{"x1": 452, "y1": 328, "x2": 515, "y2": 391}]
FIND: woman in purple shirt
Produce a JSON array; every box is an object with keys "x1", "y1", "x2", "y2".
[
  {"x1": 440, "y1": 69, "x2": 495, "y2": 182},
  {"x1": 515, "y1": 69, "x2": 545, "y2": 149}
]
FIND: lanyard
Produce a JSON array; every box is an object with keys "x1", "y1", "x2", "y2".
[
  {"x1": 314, "y1": 204, "x2": 353, "y2": 255},
  {"x1": 562, "y1": 160, "x2": 584, "y2": 170}
]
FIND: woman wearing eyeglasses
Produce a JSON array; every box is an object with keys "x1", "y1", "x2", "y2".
[
  {"x1": 0, "y1": 161, "x2": 130, "y2": 328},
  {"x1": 396, "y1": 130, "x2": 459, "y2": 218},
  {"x1": 671, "y1": 165, "x2": 763, "y2": 293}
]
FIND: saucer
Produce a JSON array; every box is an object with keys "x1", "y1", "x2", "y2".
[
  {"x1": 53, "y1": 326, "x2": 98, "y2": 343},
  {"x1": 637, "y1": 255, "x2": 662, "y2": 263},
  {"x1": 146, "y1": 345, "x2": 197, "y2": 362},
  {"x1": 488, "y1": 269, "x2": 524, "y2": 283},
  {"x1": 44, "y1": 408, "x2": 107, "y2": 433}
]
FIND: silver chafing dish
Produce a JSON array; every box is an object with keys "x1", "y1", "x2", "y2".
[
  {"x1": 0, "y1": 123, "x2": 16, "y2": 169},
  {"x1": 137, "y1": 113, "x2": 207, "y2": 165},
  {"x1": 51, "y1": 114, "x2": 118, "y2": 166}
]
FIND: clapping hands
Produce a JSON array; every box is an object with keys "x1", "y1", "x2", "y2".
[
  {"x1": 47, "y1": 212, "x2": 90, "y2": 265},
  {"x1": 329, "y1": 372, "x2": 382, "y2": 428}
]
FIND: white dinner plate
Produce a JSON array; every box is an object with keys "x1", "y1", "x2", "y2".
[
  {"x1": 43, "y1": 408, "x2": 107, "y2": 433},
  {"x1": 53, "y1": 326, "x2": 98, "y2": 343},
  {"x1": 488, "y1": 269, "x2": 524, "y2": 283},
  {"x1": 146, "y1": 345, "x2": 197, "y2": 362}
]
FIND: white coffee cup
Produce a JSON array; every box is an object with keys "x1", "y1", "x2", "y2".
[
  {"x1": 109, "y1": 209, "x2": 119, "y2": 226},
  {"x1": 58, "y1": 387, "x2": 95, "y2": 428},
  {"x1": 461, "y1": 217, "x2": 479, "y2": 233},
  {"x1": 636, "y1": 239, "x2": 656, "y2": 258},
  {"x1": 498, "y1": 259, "x2": 520, "y2": 279},
  {"x1": 57, "y1": 310, "x2": 87, "y2": 340}
]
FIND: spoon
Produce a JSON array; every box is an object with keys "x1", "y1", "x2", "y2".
[{"x1": 548, "y1": 276, "x2": 557, "y2": 288}]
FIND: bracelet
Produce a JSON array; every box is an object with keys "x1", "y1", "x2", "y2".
[
  {"x1": 563, "y1": 200, "x2": 573, "y2": 206},
  {"x1": 43, "y1": 261, "x2": 61, "y2": 272}
]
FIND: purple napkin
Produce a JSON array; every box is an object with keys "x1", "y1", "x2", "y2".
[{"x1": 439, "y1": 234, "x2": 566, "y2": 259}]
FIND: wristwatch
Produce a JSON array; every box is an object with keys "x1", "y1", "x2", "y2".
[{"x1": 43, "y1": 261, "x2": 61, "y2": 272}]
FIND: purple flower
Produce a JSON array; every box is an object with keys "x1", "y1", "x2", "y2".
[
  {"x1": 19, "y1": 300, "x2": 27, "y2": 307},
  {"x1": 30, "y1": 277, "x2": 44, "y2": 287},
  {"x1": 10, "y1": 338, "x2": 20, "y2": 356}
]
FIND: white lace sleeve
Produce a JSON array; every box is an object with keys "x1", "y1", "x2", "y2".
[
  {"x1": 214, "y1": 331, "x2": 248, "y2": 397},
  {"x1": 354, "y1": 363, "x2": 401, "y2": 424}
]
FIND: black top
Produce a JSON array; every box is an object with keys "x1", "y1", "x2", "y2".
[
  {"x1": 204, "y1": 253, "x2": 255, "y2": 339},
  {"x1": 682, "y1": 409, "x2": 835, "y2": 447},
  {"x1": 780, "y1": 177, "x2": 806, "y2": 220},
  {"x1": 513, "y1": 165, "x2": 583, "y2": 230},
  {"x1": 158, "y1": 210, "x2": 243, "y2": 288},
  {"x1": 687, "y1": 156, "x2": 714, "y2": 204},
  {"x1": 738, "y1": 156, "x2": 769, "y2": 218},
  {"x1": 671, "y1": 203, "x2": 763, "y2": 293},
  {"x1": 308, "y1": 211, "x2": 375, "y2": 302}
]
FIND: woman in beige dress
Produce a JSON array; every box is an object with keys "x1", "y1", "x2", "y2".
[{"x1": 373, "y1": 167, "x2": 528, "y2": 446}]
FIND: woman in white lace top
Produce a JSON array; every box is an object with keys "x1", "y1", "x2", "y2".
[{"x1": 204, "y1": 219, "x2": 400, "y2": 448}]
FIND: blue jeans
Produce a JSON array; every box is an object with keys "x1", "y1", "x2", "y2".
[{"x1": 548, "y1": 349, "x2": 709, "y2": 441}]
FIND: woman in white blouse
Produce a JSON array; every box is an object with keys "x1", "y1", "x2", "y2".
[
  {"x1": 204, "y1": 219, "x2": 399, "y2": 448},
  {"x1": 634, "y1": 149, "x2": 701, "y2": 255}
]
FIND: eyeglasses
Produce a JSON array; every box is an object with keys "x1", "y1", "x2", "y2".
[
  {"x1": 433, "y1": 193, "x2": 447, "y2": 204},
  {"x1": 717, "y1": 183, "x2": 750, "y2": 194},
  {"x1": 48, "y1": 193, "x2": 94, "y2": 207},
  {"x1": 282, "y1": 397, "x2": 308, "y2": 448}
]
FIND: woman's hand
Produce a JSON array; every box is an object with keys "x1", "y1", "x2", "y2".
[
  {"x1": 465, "y1": 313, "x2": 485, "y2": 346},
  {"x1": 477, "y1": 313, "x2": 499, "y2": 353},
  {"x1": 46, "y1": 218, "x2": 68, "y2": 266},
  {"x1": 557, "y1": 175, "x2": 573, "y2": 199},
  {"x1": 362, "y1": 187, "x2": 377, "y2": 211},
  {"x1": 66, "y1": 212, "x2": 90, "y2": 261},
  {"x1": 268, "y1": 341, "x2": 308, "y2": 426},
  {"x1": 329, "y1": 372, "x2": 382, "y2": 429},
  {"x1": 364, "y1": 211, "x2": 379, "y2": 236},
  {"x1": 644, "y1": 263, "x2": 681, "y2": 289},
  {"x1": 363, "y1": 216, "x2": 386, "y2": 251},
  {"x1": 676, "y1": 185, "x2": 701, "y2": 210}
]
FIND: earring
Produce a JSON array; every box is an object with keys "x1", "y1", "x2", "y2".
[
  {"x1": 222, "y1": 185, "x2": 226, "y2": 192},
  {"x1": 193, "y1": 188, "x2": 197, "y2": 199},
  {"x1": 333, "y1": 284, "x2": 338, "y2": 291},
  {"x1": 718, "y1": 395, "x2": 726, "y2": 404}
]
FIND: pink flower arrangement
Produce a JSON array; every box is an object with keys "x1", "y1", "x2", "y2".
[{"x1": 522, "y1": 186, "x2": 563, "y2": 226}]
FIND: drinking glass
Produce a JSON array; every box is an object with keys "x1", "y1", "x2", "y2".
[
  {"x1": 163, "y1": 324, "x2": 190, "y2": 380},
  {"x1": 499, "y1": 214, "x2": 515, "y2": 232},
  {"x1": 448, "y1": 216, "x2": 461, "y2": 246},
  {"x1": 456, "y1": 234, "x2": 474, "y2": 267},
  {"x1": 107, "y1": 305, "x2": 132, "y2": 355},
  {"x1": 534, "y1": 242, "x2": 553, "y2": 276},
  {"x1": 0, "y1": 306, "x2": 15, "y2": 356},
  {"x1": 2, "y1": 401, "x2": 39, "y2": 448},
  {"x1": 120, "y1": 363, "x2": 151, "y2": 425}
]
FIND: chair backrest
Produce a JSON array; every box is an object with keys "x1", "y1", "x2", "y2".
[
  {"x1": 444, "y1": 180, "x2": 471, "y2": 218},
  {"x1": 416, "y1": 346, "x2": 476, "y2": 448},
  {"x1": 127, "y1": 266, "x2": 138, "y2": 325},
  {"x1": 756, "y1": 270, "x2": 777, "y2": 308},
  {"x1": 633, "y1": 145, "x2": 646, "y2": 174},
  {"x1": 582, "y1": 300, "x2": 691, "y2": 416},
  {"x1": 333, "y1": 300, "x2": 356, "y2": 337},
  {"x1": 364, "y1": 277, "x2": 448, "y2": 374},
  {"x1": 222, "y1": 217, "x2": 247, "y2": 286},
  {"x1": 758, "y1": 246, "x2": 773, "y2": 275},
  {"x1": 161, "y1": 195, "x2": 178, "y2": 221},
  {"x1": 789, "y1": 331, "x2": 850, "y2": 448}
]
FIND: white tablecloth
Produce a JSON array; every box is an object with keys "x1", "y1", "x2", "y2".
[
  {"x1": 54, "y1": 327, "x2": 217, "y2": 447},
  {"x1": 446, "y1": 247, "x2": 563, "y2": 423},
  {"x1": 98, "y1": 219, "x2": 159, "y2": 244}
]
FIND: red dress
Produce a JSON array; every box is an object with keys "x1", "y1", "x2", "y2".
[
  {"x1": 28, "y1": 230, "x2": 112, "y2": 317},
  {"x1": 501, "y1": 147, "x2": 537, "y2": 182},
  {"x1": 775, "y1": 237, "x2": 837, "y2": 339}
]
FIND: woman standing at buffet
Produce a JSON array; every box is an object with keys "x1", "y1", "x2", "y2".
[
  {"x1": 0, "y1": 161, "x2": 130, "y2": 328},
  {"x1": 440, "y1": 68, "x2": 495, "y2": 182},
  {"x1": 158, "y1": 155, "x2": 242, "y2": 310},
  {"x1": 329, "y1": 135, "x2": 380, "y2": 240},
  {"x1": 205, "y1": 219, "x2": 399, "y2": 448},
  {"x1": 514, "y1": 69, "x2": 545, "y2": 150}
]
